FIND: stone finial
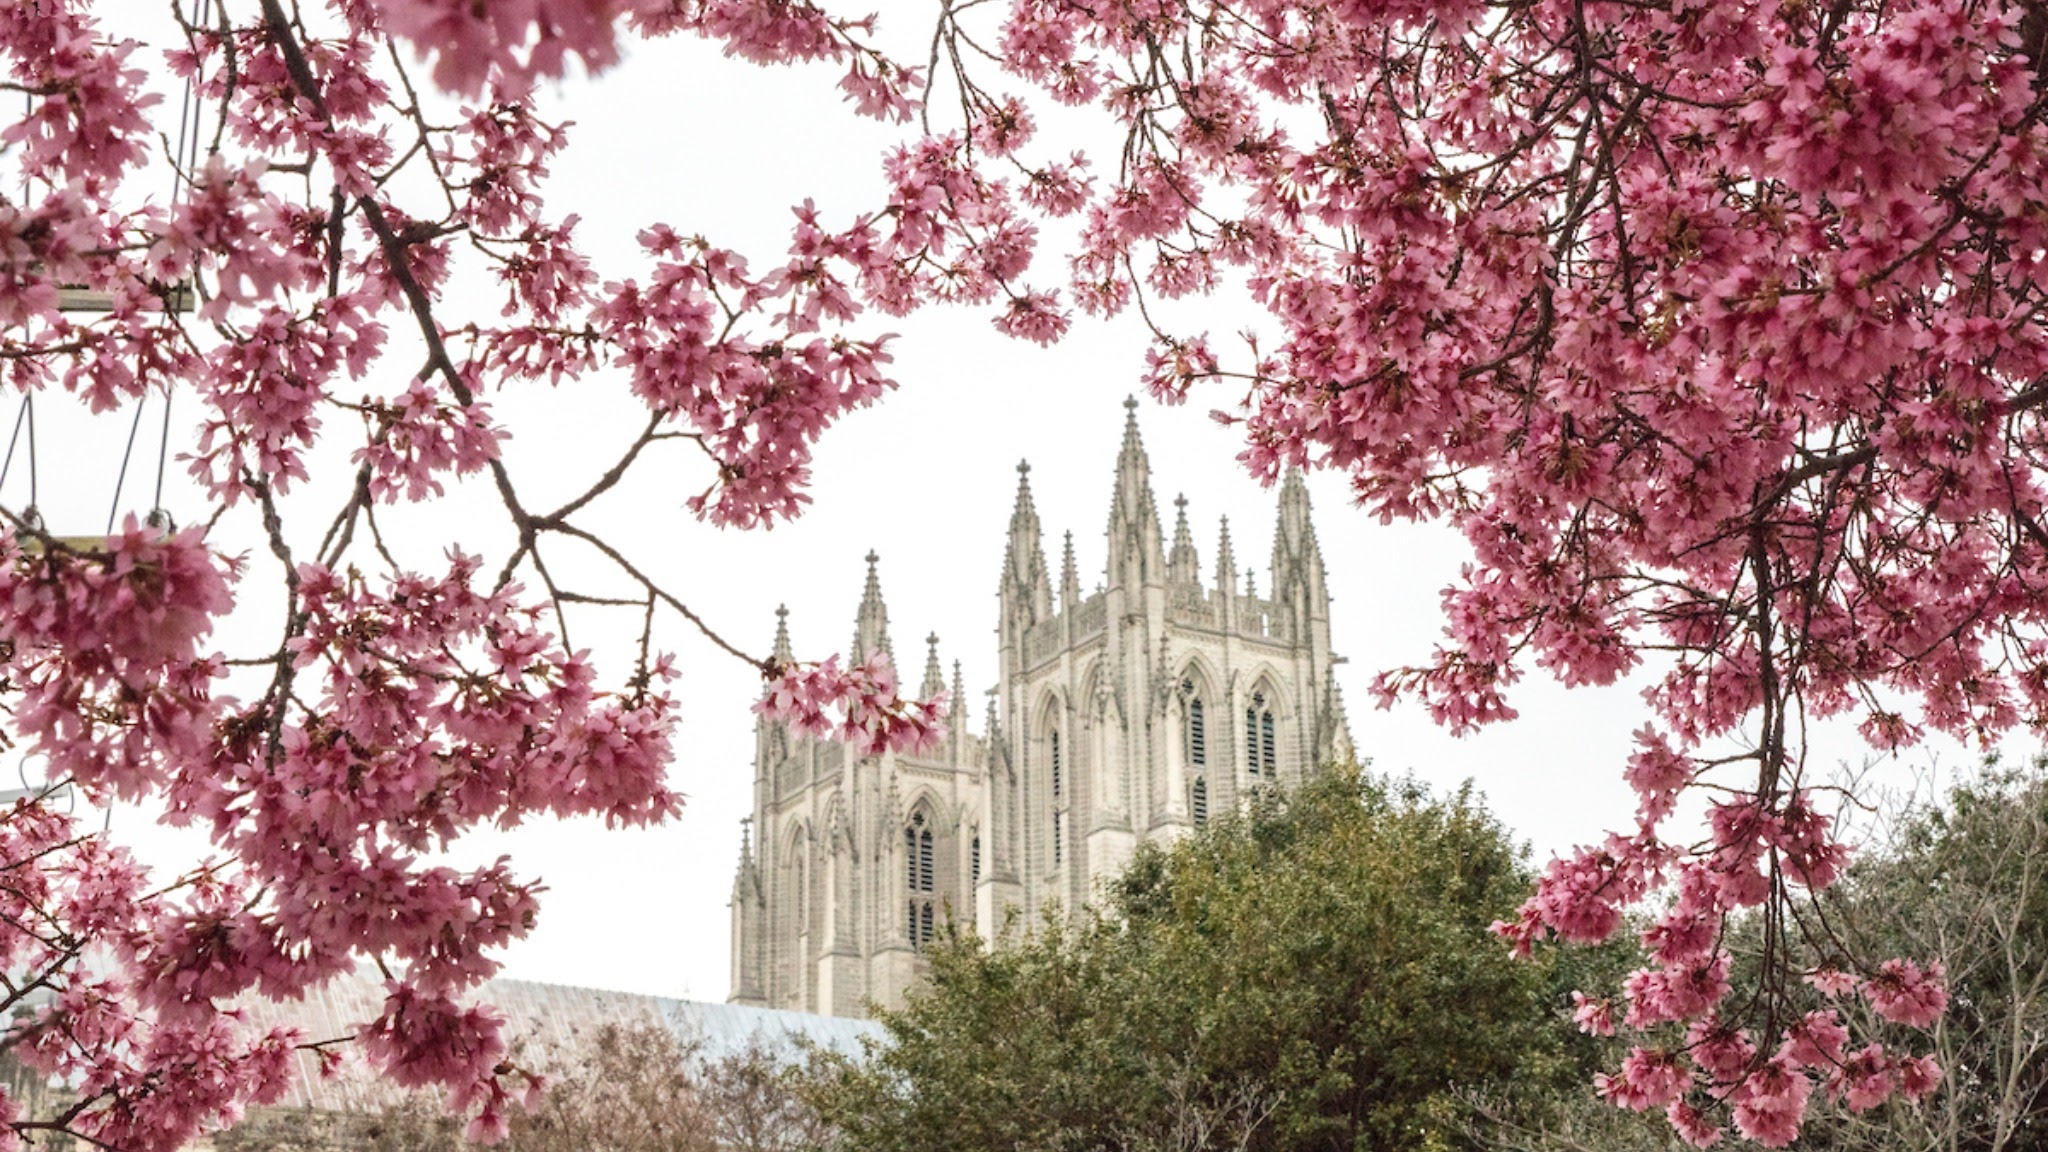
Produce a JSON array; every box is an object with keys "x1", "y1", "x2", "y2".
[
  {"x1": 1215, "y1": 515, "x2": 1237, "y2": 596},
  {"x1": 1002, "y1": 458, "x2": 1054, "y2": 621},
  {"x1": 1169, "y1": 492, "x2": 1199, "y2": 585},
  {"x1": 921, "y1": 632, "x2": 946, "y2": 699},
  {"x1": 771, "y1": 603, "x2": 793, "y2": 664},
  {"x1": 1060, "y1": 529, "x2": 1080, "y2": 607},
  {"x1": 851, "y1": 551, "x2": 893, "y2": 662}
]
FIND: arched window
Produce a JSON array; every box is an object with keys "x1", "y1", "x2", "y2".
[
  {"x1": 971, "y1": 833, "x2": 981, "y2": 886},
  {"x1": 1245, "y1": 692, "x2": 1276, "y2": 781},
  {"x1": 1191, "y1": 776, "x2": 1209, "y2": 825},
  {"x1": 906, "y1": 811, "x2": 936, "y2": 949}
]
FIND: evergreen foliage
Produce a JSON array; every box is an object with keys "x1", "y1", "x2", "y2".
[{"x1": 810, "y1": 767, "x2": 1595, "y2": 1152}]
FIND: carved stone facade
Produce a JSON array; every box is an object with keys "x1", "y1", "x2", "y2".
[{"x1": 728, "y1": 400, "x2": 1350, "y2": 1018}]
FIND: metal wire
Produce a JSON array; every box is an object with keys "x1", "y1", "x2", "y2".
[
  {"x1": 24, "y1": 393, "x2": 36, "y2": 514},
  {"x1": 1, "y1": 396, "x2": 28, "y2": 496},
  {"x1": 152, "y1": 386, "x2": 174, "y2": 521},
  {"x1": 108, "y1": 395, "x2": 147, "y2": 534}
]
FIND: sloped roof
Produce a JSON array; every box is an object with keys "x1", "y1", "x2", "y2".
[{"x1": 235, "y1": 972, "x2": 884, "y2": 1112}]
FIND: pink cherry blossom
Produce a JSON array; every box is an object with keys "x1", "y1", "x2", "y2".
[{"x1": 1862, "y1": 959, "x2": 1950, "y2": 1027}]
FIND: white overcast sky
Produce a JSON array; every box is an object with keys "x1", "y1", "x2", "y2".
[{"x1": 30, "y1": 4, "x2": 1990, "y2": 1005}]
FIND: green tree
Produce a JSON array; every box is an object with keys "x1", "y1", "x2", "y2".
[
  {"x1": 810, "y1": 767, "x2": 1596, "y2": 1152},
  {"x1": 1800, "y1": 762, "x2": 2048, "y2": 1152}
]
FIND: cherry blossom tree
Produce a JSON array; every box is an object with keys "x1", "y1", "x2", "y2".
[
  {"x1": 4, "y1": 0, "x2": 2043, "y2": 1145},
  {"x1": 905, "y1": 0, "x2": 2041, "y2": 1143},
  {"x1": 0, "y1": 1, "x2": 944, "y2": 1147}
]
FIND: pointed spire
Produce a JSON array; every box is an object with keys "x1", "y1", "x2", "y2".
[
  {"x1": 922, "y1": 632, "x2": 945, "y2": 699},
  {"x1": 1002, "y1": 460, "x2": 1055, "y2": 626},
  {"x1": 771, "y1": 604, "x2": 793, "y2": 664},
  {"x1": 1215, "y1": 516, "x2": 1236, "y2": 595},
  {"x1": 1269, "y1": 465, "x2": 1330, "y2": 626},
  {"x1": 1245, "y1": 566, "x2": 1257, "y2": 599},
  {"x1": 951, "y1": 660, "x2": 967, "y2": 722},
  {"x1": 1060, "y1": 530, "x2": 1080, "y2": 609},
  {"x1": 1271, "y1": 466, "x2": 1317, "y2": 569},
  {"x1": 1169, "y1": 493, "x2": 1200, "y2": 585},
  {"x1": 852, "y1": 550, "x2": 893, "y2": 662},
  {"x1": 1107, "y1": 397, "x2": 1167, "y2": 588},
  {"x1": 1113, "y1": 396, "x2": 1152, "y2": 520}
]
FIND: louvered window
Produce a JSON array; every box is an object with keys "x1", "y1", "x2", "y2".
[
  {"x1": 1050, "y1": 729, "x2": 1062, "y2": 799},
  {"x1": 1050, "y1": 726, "x2": 1064, "y2": 867},
  {"x1": 907, "y1": 812, "x2": 936, "y2": 949},
  {"x1": 1246, "y1": 693, "x2": 1276, "y2": 781}
]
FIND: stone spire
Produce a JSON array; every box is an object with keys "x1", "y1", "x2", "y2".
[
  {"x1": 1001, "y1": 461, "x2": 1055, "y2": 627},
  {"x1": 921, "y1": 632, "x2": 946, "y2": 699},
  {"x1": 1245, "y1": 567, "x2": 1257, "y2": 599},
  {"x1": 1215, "y1": 516, "x2": 1236, "y2": 595},
  {"x1": 1106, "y1": 397, "x2": 1167, "y2": 588},
  {"x1": 1060, "y1": 530, "x2": 1080, "y2": 610},
  {"x1": 770, "y1": 604, "x2": 793, "y2": 665},
  {"x1": 1269, "y1": 466, "x2": 1331, "y2": 633},
  {"x1": 851, "y1": 551, "x2": 893, "y2": 662},
  {"x1": 1168, "y1": 494, "x2": 1200, "y2": 586},
  {"x1": 1270, "y1": 467, "x2": 1320, "y2": 574},
  {"x1": 950, "y1": 659, "x2": 969, "y2": 760}
]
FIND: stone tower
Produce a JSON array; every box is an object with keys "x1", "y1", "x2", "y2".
[{"x1": 730, "y1": 400, "x2": 1350, "y2": 1017}]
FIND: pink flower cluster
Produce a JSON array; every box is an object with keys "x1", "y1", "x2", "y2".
[{"x1": 757, "y1": 652, "x2": 950, "y2": 758}]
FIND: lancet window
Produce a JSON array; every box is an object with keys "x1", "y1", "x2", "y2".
[
  {"x1": 1245, "y1": 692, "x2": 1277, "y2": 781},
  {"x1": 905, "y1": 811, "x2": 935, "y2": 949}
]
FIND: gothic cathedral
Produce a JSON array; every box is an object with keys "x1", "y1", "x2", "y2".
[{"x1": 728, "y1": 400, "x2": 1351, "y2": 1018}]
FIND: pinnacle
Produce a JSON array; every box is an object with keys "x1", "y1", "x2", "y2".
[
  {"x1": 852, "y1": 551, "x2": 892, "y2": 662},
  {"x1": 921, "y1": 632, "x2": 945, "y2": 698},
  {"x1": 1215, "y1": 515, "x2": 1237, "y2": 595},
  {"x1": 1008, "y1": 459, "x2": 1042, "y2": 536},
  {"x1": 771, "y1": 603, "x2": 793, "y2": 663},
  {"x1": 1169, "y1": 493, "x2": 1199, "y2": 584},
  {"x1": 1110, "y1": 398, "x2": 1159, "y2": 539}
]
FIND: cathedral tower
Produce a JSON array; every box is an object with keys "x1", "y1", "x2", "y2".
[{"x1": 731, "y1": 402, "x2": 1351, "y2": 1017}]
